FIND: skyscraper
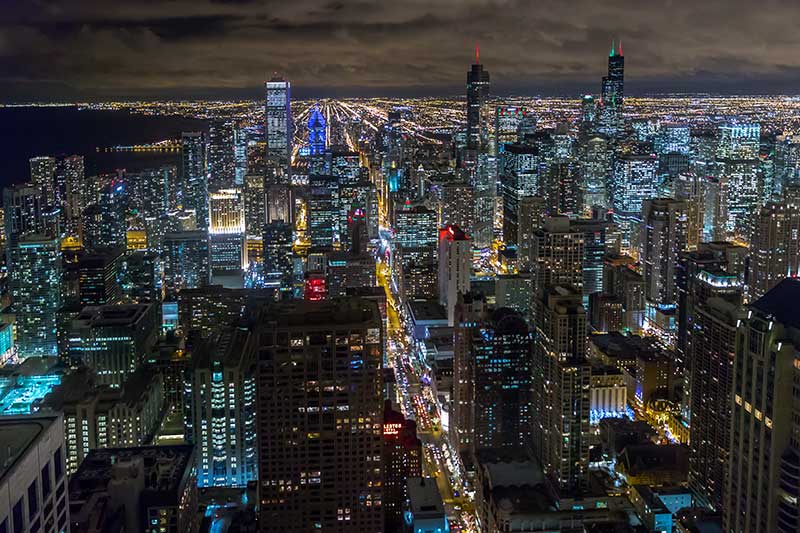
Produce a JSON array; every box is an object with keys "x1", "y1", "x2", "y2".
[
  {"x1": 438, "y1": 225, "x2": 472, "y2": 326},
  {"x1": 307, "y1": 104, "x2": 327, "y2": 156},
  {"x1": 472, "y1": 308, "x2": 533, "y2": 450},
  {"x1": 640, "y1": 198, "x2": 688, "y2": 308},
  {"x1": 749, "y1": 198, "x2": 800, "y2": 300},
  {"x1": 529, "y1": 216, "x2": 585, "y2": 312},
  {"x1": 465, "y1": 45, "x2": 490, "y2": 161},
  {"x1": 599, "y1": 39, "x2": 624, "y2": 134},
  {"x1": 724, "y1": 278, "x2": 800, "y2": 532},
  {"x1": 29, "y1": 156, "x2": 57, "y2": 205},
  {"x1": 209, "y1": 188, "x2": 246, "y2": 273},
  {"x1": 163, "y1": 230, "x2": 211, "y2": 293},
  {"x1": 688, "y1": 295, "x2": 743, "y2": 510},
  {"x1": 612, "y1": 153, "x2": 658, "y2": 251},
  {"x1": 185, "y1": 326, "x2": 257, "y2": 487},
  {"x1": 181, "y1": 131, "x2": 209, "y2": 228},
  {"x1": 208, "y1": 120, "x2": 237, "y2": 190},
  {"x1": 13, "y1": 234, "x2": 62, "y2": 358},
  {"x1": 256, "y1": 298, "x2": 384, "y2": 531},
  {"x1": 265, "y1": 77, "x2": 293, "y2": 224},
  {"x1": 262, "y1": 221, "x2": 294, "y2": 292},
  {"x1": 580, "y1": 136, "x2": 611, "y2": 210},
  {"x1": 533, "y1": 285, "x2": 591, "y2": 493}
]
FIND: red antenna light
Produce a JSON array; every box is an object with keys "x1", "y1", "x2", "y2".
[
  {"x1": 475, "y1": 42, "x2": 480, "y2": 64},
  {"x1": 619, "y1": 39, "x2": 623, "y2": 56}
]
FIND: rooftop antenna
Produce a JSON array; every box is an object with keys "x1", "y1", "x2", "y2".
[{"x1": 475, "y1": 42, "x2": 480, "y2": 64}]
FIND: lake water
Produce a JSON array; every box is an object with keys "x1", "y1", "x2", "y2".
[{"x1": 0, "y1": 106, "x2": 208, "y2": 186}]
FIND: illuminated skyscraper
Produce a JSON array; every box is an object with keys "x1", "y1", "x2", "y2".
[
  {"x1": 185, "y1": 326, "x2": 257, "y2": 487},
  {"x1": 640, "y1": 198, "x2": 688, "y2": 308},
  {"x1": 133, "y1": 166, "x2": 176, "y2": 222},
  {"x1": 264, "y1": 77, "x2": 293, "y2": 226},
  {"x1": 208, "y1": 120, "x2": 237, "y2": 190},
  {"x1": 688, "y1": 286, "x2": 744, "y2": 510},
  {"x1": 57, "y1": 154, "x2": 86, "y2": 237},
  {"x1": 307, "y1": 104, "x2": 327, "y2": 156},
  {"x1": 181, "y1": 131, "x2": 209, "y2": 228},
  {"x1": 13, "y1": 234, "x2": 62, "y2": 358},
  {"x1": 472, "y1": 308, "x2": 533, "y2": 450},
  {"x1": 29, "y1": 156, "x2": 57, "y2": 205},
  {"x1": 256, "y1": 298, "x2": 384, "y2": 531},
  {"x1": 599, "y1": 40, "x2": 624, "y2": 134},
  {"x1": 262, "y1": 221, "x2": 294, "y2": 292},
  {"x1": 612, "y1": 153, "x2": 658, "y2": 251},
  {"x1": 3, "y1": 183, "x2": 45, "y2": 251},
  {"x1": 163, "y1": 230, "x2": 211, "y2": 293},
  {"x1": 494, "y1": 106, "x2": 528, "y2": 150},
  {"x1": 465, "y1": 45, "x2": 490, "y2": 159},
  {"x1": 68, "y1": 304, "x2": 158, "y2": 388},
  {"x1": 308, "y1": 175, "x2": 339, "y2": 247},
  {"x1": 265, "y1": 77, "x2": 292, "y2": 182},
  {"x1": 533, "y1": 285, "x2": 590, "y2": 493},
  {"x1": 438, "y1": 181, "x2": 475, "y2": 234},
  {"x1": 749, "y1": 198, "x2": 800, "y2": 300},
  {"x1": 209, "y1": 188, "x2": 245, "y2": 273},
  {"x1": 580, "y1": 136, "x2": 610, "y2": 210},
  {"x1": 529, "y1": 216, "x2": 585, "y2": 309},
  {"x1": 715, "y1": 121, "x2": 762, "y2": 241}
]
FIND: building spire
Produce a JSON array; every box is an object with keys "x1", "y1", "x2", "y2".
[
  {"x1": 475, "y1": 41, "x2": 480, "y2": 64},
  {"x1": 619, "y1": 39, "x2": 623, "y2": 56},
  {"x1": 610, "y1": 39, "x2": 616, "y2": 57}
]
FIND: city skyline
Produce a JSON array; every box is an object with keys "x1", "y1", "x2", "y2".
[
  {"x1": 2, "y1": 8, "x2": 800, "y2": 532},
  {"x1": 4, "y1": 0, "x2": 800, "y2": 100}
]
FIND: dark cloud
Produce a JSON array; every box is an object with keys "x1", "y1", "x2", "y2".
[{"x1": 1, "y1": 0, "x2": 800, "y2": 100}]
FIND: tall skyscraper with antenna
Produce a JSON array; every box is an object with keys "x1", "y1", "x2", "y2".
[
  {"x1": 600, "y1": 40, "x2": 625, "y2": 134},
  {"x1": 465, "y1": 44, "x2": 490, "y2": 158}
]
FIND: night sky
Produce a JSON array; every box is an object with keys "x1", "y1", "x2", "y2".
[{"x1": 3, "y1": 0, "x2": 800, "y2": 100}]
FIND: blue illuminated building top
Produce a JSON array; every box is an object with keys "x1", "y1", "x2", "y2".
[
  {"x1": 307, "y1": 105, "x2": 327, "y2": 156},
  {"x1": 0, "y1": 358, "x2": 63, "y2": 415}
]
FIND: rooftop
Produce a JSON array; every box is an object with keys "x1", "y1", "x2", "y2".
[
  {"x1": 0, "y1": 414, "x2": 59, "y2": 484},
  {"x1": 69, "y1": 445, "x2": 194, "y2": 503},
  {"x1": 751, "y1": 278, "x2": 800, "y2": 329},
  {"x1": 406, "y1": 477, "x2": 445, "y2": 517},
  {"x1": 75, "y1": 304, "x2": 153, "y2": 328},
  {"x1": 407, "y1": 299, "x2": 447, "y2": 323}
]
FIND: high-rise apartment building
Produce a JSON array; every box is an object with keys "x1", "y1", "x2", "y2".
[
  {"x1": 688, "y1": 296, "x2": 743, "y2": 510},
  {"x1": 640, "y1": 198, "x2": 688, "y2": 307},
  {"x1": 13, "y1": 234, "x2": 62, "y2": 358},
  {"x1": 533, "y1": 286, "x2": 590, "y2": 494},
  {"x1": 724, "y1": 278, "x2": 800, "y2": 532},
  {"x1": 181, "y1": 132, "x2": 209, "y2": 229},
  {"x1": 749, "y1": 199, "x2": 800, "y2": 300}
]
